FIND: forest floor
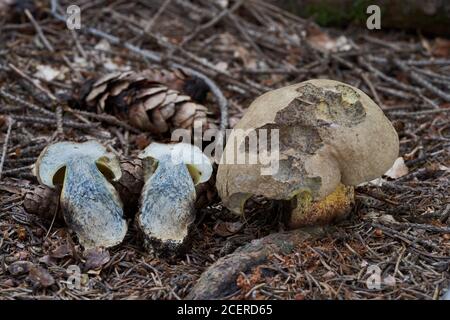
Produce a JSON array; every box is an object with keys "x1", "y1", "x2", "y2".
[{"x1": 0, "y1": 0, "x2": 449, "y2": 300}]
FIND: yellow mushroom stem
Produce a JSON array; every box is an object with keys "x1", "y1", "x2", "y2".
[{"x1": 287, "y1": 183, "x2": 354, "y2": 229}]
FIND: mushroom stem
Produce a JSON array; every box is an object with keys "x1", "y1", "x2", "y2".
[
  {"x1": 61, "y1": 157, "x2": 126, "y2": 248},
  {"x1": 33, "y1": 141, "x2": 126, "y2": 249},
  {"x1": 137, "y1": 142, "x2": 212, "y2": 253},
  {"x1": 287, "y1": 183, "x2": 354, "y2": 228},
  {"x1": 138, "y1": 154, "x2": 196, "y2": 252}
]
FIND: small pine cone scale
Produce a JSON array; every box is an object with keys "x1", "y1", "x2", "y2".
[
  {"x1": 80, "y1": 69, "x2": 210, "y2": 134},
  {"x1": 113, "y1": 158, "x2": 144, "y2": 217}
]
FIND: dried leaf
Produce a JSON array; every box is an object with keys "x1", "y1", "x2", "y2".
[
  {"x1": 384, "y1": 157, "x2": 409, "y2": 179},
  {"x1": 50, "y1": 243, "x2": 74, "y2": 259},
  {"x1": 306, "y1": 26, "x2": 351, "y2": 53},
  {"x1": 28, "y1": 266, "x2": 55, "y2": 287},
  {"x1": 381, "y1": 214, "x2": 397, "y2": 224},
  {"x1": 0, "y1": 115, "x2": 6, "y2": 128},
  {"x1": 0, "y1": 0, "x2": 14, "y2": 12},
  {"x1": 432, "y1": 38, "x2": 450, "y2": 57},
  {"x1": 34, "y1": 65, "x2": 61, "y2": 82},
  {"x1": 217, "y1": 0, "x2": 228, "y2": 8},
  {"x1": 3, "y1": 279, "x2": 16, "y2": 287},
  {"x1": 214, "y1": 61, "x2": 228, "y2": 72},
  {"x1": 383, "y1": 275, "x2": 396, "y2": 287},
  {"x1": 39, "y1": 255, "x2": 56, "y2": 266},
  {"x1": 8, "y1": 261, "x2": 33, "y2": 276},
  {"x1": 214, "y1": 221, "x2": 243, "y2": 237},
  {"x1": 83, "y1": 247, "x2": 110, "y2": 271},
  {"x1": 135, "y1": 134, "x2": 151, "y2": 149},
  {"x1": 94, "y1": 39, "x2": 111, "y2": 51},
  {"x1": 358, "y1": 177, "x2": 384, "y2": 187},
  {"x1": 294, "y1": 293, "x2": 305, "y2": 300}
]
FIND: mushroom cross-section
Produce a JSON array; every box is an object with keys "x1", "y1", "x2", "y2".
[
  {"x1": 137, "y1": 142, "x2": 212, "y2": 252},
  {"x1": 33, "y1": 141, "x2": 127, "y2": 248},
  {"x1": 216, "y1": 79, "x2": 399, "y2": 227}
]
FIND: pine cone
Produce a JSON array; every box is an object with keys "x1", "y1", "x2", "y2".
[
  {"x1": 80, "y1": 69, "x2": 210, "y2": 134},
  {"x1": 23, "y1": 185, "x2": 62, "y2": 221},
  {"x1": 113, "y1": 158, "x2": 144, "y2": 217}
]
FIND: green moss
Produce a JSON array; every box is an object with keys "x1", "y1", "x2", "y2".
[
  {"x1": 290, "y1": 0, "x2": 373, "y2": 27},
  {"x1": 282, "y1": 0, "x2": 450, "y2": 35}
]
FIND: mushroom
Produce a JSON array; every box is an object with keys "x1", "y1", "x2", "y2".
[
  {"x1": 137, "y1": 142, "x2": 212, "y2": 252},
  {"x1": 33, "y1": 141, "x2": 127, "y2": 248},
  {"x1": 216, "y1": 79, "x2": 399, "y2": 228}
]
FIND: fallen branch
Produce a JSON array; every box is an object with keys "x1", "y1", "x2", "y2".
[
  {"x1": 7, "y1": 63, "x2": 57, "y2": 101},
  {"x1": 187, "y1": 227, "x2": 327, "y2": 299},
  {"x1": 24, "y1": 9, "x2": 54, "y2": 52},
  {"x1": 0, "y1": 89, "x2": 54, "y2": 117},
  {"x1": 0, "y1": 117, "x2": 14, "y2": 181},
  {"x1": 12, "y1": 115, "x2": 94, "y2": 130},
  {"x1": 181, "y1": 0, "x2": 245, "y2": 45},
  {"x1": 66, "y1": 109, "x2": 141, "y2": 134},
  {"x1": 394, "y1": 59, "x2": 450, "y2": 102}
]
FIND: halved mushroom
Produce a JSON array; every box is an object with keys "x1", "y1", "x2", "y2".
[
  {"x1": 33, "y1": 141, "x2": 127, "y2": 248},
  {"x1": 217, "y1": 79, "x2": 399, "y2": 228},
  {"x1": 137, "y1": 142, "x2": 212, "y2": 252}
]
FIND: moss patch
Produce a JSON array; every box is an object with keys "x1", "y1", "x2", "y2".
[{"x1": 301, "y1": 0, "x2": 371, "y2": 27}]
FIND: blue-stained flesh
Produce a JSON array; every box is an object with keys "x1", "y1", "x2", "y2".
[
  {"x1": 138, "y1": 155, "x2": 195, "y2": 249},
  {"x1": 62, "y1": 156, "x2": 127, "y2": 248}
]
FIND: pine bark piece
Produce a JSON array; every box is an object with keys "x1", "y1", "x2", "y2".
[
  {"x1": 187, "y1": 227, "x2": 327, "y2": 300},
  {"x1": 80, "y1": 69, "x2": 210, "y2": 134}
]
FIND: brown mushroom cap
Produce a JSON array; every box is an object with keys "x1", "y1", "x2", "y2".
[{"x1": 217, "y1": 79, "x2": 399, "y2": 214}]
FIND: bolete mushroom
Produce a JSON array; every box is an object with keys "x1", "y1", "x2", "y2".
[
  {"x1": 216, "y1": 79, "x2": 399, "y2": 228},
  {"x1": 137, "y1": 142, "x2": 212, "y2": 252},
  {"x1": 33, "y1": 141, "x2": 127, "y2": 248}
]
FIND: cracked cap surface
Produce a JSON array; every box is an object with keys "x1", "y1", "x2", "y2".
[{"x1": 217, "y1": 79, "x2": 399, "y2": 214}]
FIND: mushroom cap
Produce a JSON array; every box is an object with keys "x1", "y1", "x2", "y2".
[
  {"x1": 33, "y1": 140, "x2": 121, "y2": 188},
  {"x1": 138, "y1": 142, "x2": 212, "y2": 185},
  {"x1": 216, "y1": 79, "x2": 399, "y2": 213}
]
